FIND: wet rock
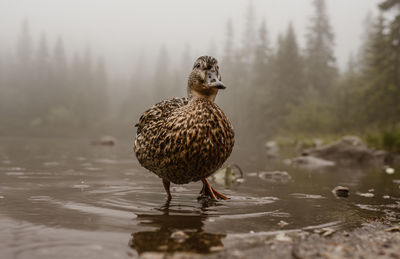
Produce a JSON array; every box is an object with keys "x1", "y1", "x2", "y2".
[
  {"x1": 203, "y1": 221, "x2": 400, "y2": 259},
  {"x1": 295, "y1": 138, "x2": 324, "y2": 151},
  {"x1": 332, "y1": 186, "x2": 349, "y2": 198},
  {"x1": 385, "y1": 226, "x2": 400, "y2": 232},
  {"x1": 384, "y1": 166, "x2": 395, "y2": 175},
  {"x1": 257, "y1": 171, "x2": 292, "y2": 184},
  {"x1": 209, "y1": 246, "x2": 224, "y2": 252},
  {"x1": 278, "y1": 220, "x2": 289, "y2": 227},
  {"x1": 43, "y1": 161, "x2": 60, "y2": 166},
  {"x1": 211, "y1": 164, "x2": 244, "y2": 186},
  {"x1": 320, "y1": 227, "x2": 336, "y2": 237},
  {"x1": 264, "y1": 141, "x2": 279, "y2": 158},
  {"x1": 289, "y1": 156, "x2": 336, "y2": 169},
  {"x1": 171, "y1": 231, "x2": 189, "y2": 243},
  {"x1": 302, "y1": 135, "x2": 388, "y2": 165},
  {"x1": 356, "y1": 192, "x2": 374, "y2": 198},
  {"x1": 313, "y1": 138, "x2": 323, "y2": 148},
  {"x1": 91, "y1": 136, "x2": 117, "y2": 146},
  {"x1": 275, "y1": 233, "x2": 292, "y2": 242},
  {"x1": 140, "y1": 252, "x2": 164, "y2": 259},
  {"x1": 291, "y1": 193, "x2": 325, "y2": 199}
]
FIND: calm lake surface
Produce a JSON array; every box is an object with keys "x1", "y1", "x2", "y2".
[{"x1": 0, "y1": 137, "x2": 399, "y2": 258}]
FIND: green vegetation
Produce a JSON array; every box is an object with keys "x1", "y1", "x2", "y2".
[{"x1": 365, "y1": 129, "x2": 400, "y2": 152}]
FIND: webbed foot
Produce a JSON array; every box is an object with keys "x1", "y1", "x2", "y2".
[{"x1": 200, "y1": 178, "x2": 229, "y2": 200}]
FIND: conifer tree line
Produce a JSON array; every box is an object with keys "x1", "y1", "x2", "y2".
[
  {"x1": 0, "y1": 20, "x2": 108, "y2": 135},
  {"x1": 0, "y1": 0, "x2": 399, "y2": 144}
]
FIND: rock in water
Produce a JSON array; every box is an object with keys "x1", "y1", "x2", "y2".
[
  {"x1": 91, "y1": 136, "x2": 117, "y2": 146},
  {"x1": 332, "y1": 186, "x2": 350, "y2": 198},
  {"x1": 302, "y1": 135, "x2": 388, "y2": 165},
  {"x1": 258, "y1": 171, "x2": 292, "y2": 184},
  {"x1": 265, "y1": 141, "x2": 279, "y2": 158},
  {"x1": 383, "y1": 166, "x2": 395, "y2": 175},
  {"x1": 289, "y1": 156, "x2": 336, "y2": 169}
]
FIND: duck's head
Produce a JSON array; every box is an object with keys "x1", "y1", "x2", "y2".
[{"x1": 187, "y1": 56, "x2": 226, "y2": 102}]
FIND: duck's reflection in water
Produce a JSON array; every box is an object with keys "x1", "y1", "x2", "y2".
[{"x1": 129, "y1": 200, "x2": 225, "y2": 254}]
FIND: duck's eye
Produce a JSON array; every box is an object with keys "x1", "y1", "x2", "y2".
[
  {"x1": 196, "y1": 63, "x2": 201, "y2": 69},
  {"x1": 216, "y1": 65, "x2": 219, "y2": 70}
]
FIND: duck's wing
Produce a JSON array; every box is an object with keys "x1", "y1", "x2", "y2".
[{"x1": 135, "y1": 97, "x2": 188, "y2": 134}]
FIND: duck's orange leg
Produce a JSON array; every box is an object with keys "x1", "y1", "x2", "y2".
[
  {"x1": 162, "y1": 179, "x2": 172, "y2": 200},
  {"x1": 200, "y1": 178, "x2": 229, "y2": 200}
]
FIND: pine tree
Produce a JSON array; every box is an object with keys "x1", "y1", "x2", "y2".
[
  {"x1": 16, "y1": 19, "x2": 33, "y2": 66},
  {"x1": 178, "y1": 44, "x2": 192, "y2": 97},
  {"x1": 219, "y1": 18, "x2": 238, "y2": 129},
  {"x1": 53, "y1": 36, "x2": 69, "y2": 108},
  {"x1": 93, "y1": 56, "x2": 108, "y2": 125},
  {"x1": 380, "y1": 1, "x2": 400, "y2": 124},
  {"x1": 363, "y1": 15, "x2": 393, "y2": 127},
  {"x1": 14, "y1": 19, "x2": 34, "y2": 122},
  {"x1": 53, "y1": 36, "x2": 67, "y2": 75},
  {"x1": 305, "y1": 0, "x2": 337, "y2": 96},
  {"x1": 223, "y1": 18, "x2": 234, "y2": 66},
  {"x1": 358, "y1": 12, "x2": 375, "y2": 74},
  {"x1": 153, "y1": 45, "x2": 171, "y2": 100},
  {"x1": 332, "y1": 53, "x2": 364, "y2": 131},
  {"x1": 118, "y1": 51, "x2": 148, "y2": 128},
  {"x1": 269, "y1": 23, "x2": 306, "y2": 134},
  {"x1": 362, "y1": 1, "x2": 400, "y2": 128},
  {"x1": 242, "y1": 0, "x2": 256, "y2": 62},
  {"x1": 251, "y1": 19, "x2": 272, "y2": 137},
  {"x1": 34, "y1": 33, "x2": 52, "y2": 118}
]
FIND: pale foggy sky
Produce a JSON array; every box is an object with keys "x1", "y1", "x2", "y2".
[{"x1": 0, "y1": 0, "x2": 381, "y2": 76}]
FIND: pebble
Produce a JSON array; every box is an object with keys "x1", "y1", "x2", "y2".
[
  {"x1": 258, "y1": 171, "x2": 292, "y2": 184},
  {"x1": 357, "y1": 192, "x2": 374, "y2": 198},
  {"x1": 321, "y1": 227, "x2": 336, "y2": 237},
  {"x1": 332, "y1": 186, "x2": 350, "y2": 198},
  {"x1": 385, "y1": 226, "x2": 400, "y2": 232},
  {"x1": 275, "y1": 233, "x2": 292, "y2": 242},
  {"x1": 384, "y1": 166, "x2": 395, "y2": 175},
  {"x1": 170, "y1": 231, "x2": 189, "y2": 243},
  {"x1": 278, "y1": 220, "x2": 289, "y2": 227},
  {"x1": 209, "y1": 246, "x2": 224, "y2": 252}
]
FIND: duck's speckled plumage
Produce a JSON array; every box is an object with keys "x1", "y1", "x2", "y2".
[
  {"x1": 134, "y1": 56, "x2": 234, "y2": 199},
  {"x1": 135, "y1": 97, "x2": 234, "y2": 184}
]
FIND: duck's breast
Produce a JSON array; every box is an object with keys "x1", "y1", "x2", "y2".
[{"x1": 155, "y1": 99, "x2": 235, "y2": 184}]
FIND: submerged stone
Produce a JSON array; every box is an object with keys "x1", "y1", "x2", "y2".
[
  {"x1": 258, "y1": 171, "x2": 292, "y2": 184},
  {"x1": 356, "y1": 192, "x2": 374, "y2": 198},
  {"x1": 302, "y1": 135, "x2": 388, "y2": 165},
  {"x1": 290, "y1": 156, "x2": 336, "y2": 168},
  {"x1": 265, "y1": 141, "x2": 279, "y2": 158},
  {"x1": 91, "y1": 136, "x2": 117, "y2": 146},
  {"x1": 332, "y1": 186, "x2": 350, "y2": 198},
  {"x1": 211, "y1": 164, "x2": 244, "y2": 186},
  {"x1": 384, "y1": 166, "x2": 395, "y2": 175}
]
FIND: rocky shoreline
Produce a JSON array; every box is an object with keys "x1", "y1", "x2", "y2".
[{"x1": 140, "y1": 220, "x2": 400, "y2": 259}]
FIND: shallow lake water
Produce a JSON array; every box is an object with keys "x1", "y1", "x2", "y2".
[{"x1": 0, "y1": 137, "x2": 399, "y2": 258}]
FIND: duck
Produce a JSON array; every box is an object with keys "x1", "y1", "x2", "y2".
[{"x1": 134, "y1": 56, "x2": 234, "y2": 200}]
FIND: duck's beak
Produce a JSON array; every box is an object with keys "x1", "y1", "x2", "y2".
[{"x1": 206, "y1": 71, "x2": 226, "y2": 89}]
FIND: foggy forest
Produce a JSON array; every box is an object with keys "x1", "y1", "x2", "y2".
[
  {"x1": 0, "y1": 0, "x2": 398, "y2": 151},
  {"x1": 2, "y1": 0, "x2": 400, "y2": 258}
]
